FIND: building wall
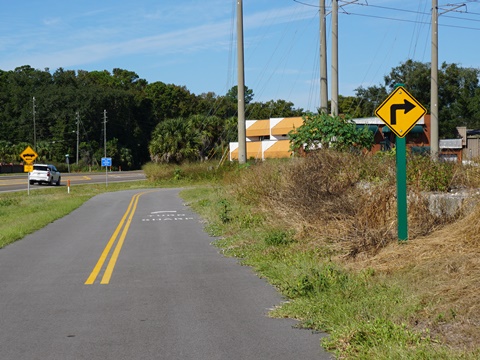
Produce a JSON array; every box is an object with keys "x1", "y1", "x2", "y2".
[
  {"x1": 231, "y1": 115, "x2": 480, "y2": 163},
  {"x1": 230, "y1": 117, "x2": 300, "y2": 160},
  {"x1": 465, "y1": 138, "x2": 480, "y2": 159},
  {"x1": 230, "y1": 116, "x2": 431, "y2": 161}
]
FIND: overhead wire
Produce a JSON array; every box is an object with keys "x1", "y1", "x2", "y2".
[
  {"x1": 244, "y1": 5, "x2": 318, "y2": 117},
  {"x1": 279, "y1": 9, "x2": 323, "y2": 115},
  {"x1": 408, "y1": 0, "x2": 429, "y2": 61},
  {"x1": 344, "y1": 0, "x2": 480, "y2": 30},
  {"x1": 307, "y1": 11, "x2": 320, "y2": 112},
  {"x1": 177, "y1": 0, "x2": 238, "y2": 161},
  {"x1": 420, "y1": 1, "x2": 432, "y2": 63},
  {"x1": 342, "y1": 11, "x2": 480, "y2": 30},
  {"x1": 333, "y1": 1, "x2": 480, "y2": 116},
  {"x1": 244, "y1": 6, "x2": 297, "y2": 118},
  {"x1": 225, "y1": 0, "x2": 480, "y2": 122},
  {"x1": 332, "y1": 0, "x2": 480, "y2": 115}
]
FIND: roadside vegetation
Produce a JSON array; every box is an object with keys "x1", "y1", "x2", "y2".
[
  {"x1": 2, "y1": 55, "x2": 480, "y2": 359},
  {"x1": 1, "y1": 60, "x2": 479, "y2": 172},
  {"x1": 2, "y1": 155, "x2": 480, "y2": 358},
  {"x1": 156, "y1": 153, "x2": 480, "y2": 359},
  {"x1": 0, "y1": 182, "x2": 151, "y2": 249}
]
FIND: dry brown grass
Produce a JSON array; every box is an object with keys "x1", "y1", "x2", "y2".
[
  {"x1": 231, "y1": 152, "x2": 471, "y2": 257},
  {"x1": 346, "y1": 202, "x2": 480, "y2": 350},
  {"x1": 227, "y1": 151, "x2": 480, "y2": 351}
]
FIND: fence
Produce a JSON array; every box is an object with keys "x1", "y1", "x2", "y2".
[{"x1": 0, "y1": 164, "x2": 25, "y2": 174}]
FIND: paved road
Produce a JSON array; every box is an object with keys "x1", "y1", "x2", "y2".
[
  {"x1": 0, "y1": 170, "x2": 146, "y2": 193},
  {"x1": 0, "y1": 188, "x2": 332, "y2": 359}
]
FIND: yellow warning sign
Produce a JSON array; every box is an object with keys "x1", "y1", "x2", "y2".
[
  {"x1": 20, "y1": 146, "x2": 38, "y2": 164},
  {"x1": 375, "y1": 86, "x2": 427, "y2": 138}
]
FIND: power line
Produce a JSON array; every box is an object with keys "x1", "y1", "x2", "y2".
[
  {"x1": 344, "y1": 11, "x2": 480, "y2": 31},
  {"x1": 350, "y1": 0, "x2": 480, "y2": 16},
  {"x1": 292, "y1": 1, "x2": 480, "y2": 29},
  {"x1": 443, "y1": 13, "x2": 480, "y2": 22},
  {"x1": 354, "y1": 3, "x2": 430, "y2": 16},
  {"x1": 292, "y1": 0, "x2": 320, "y2": 8}
]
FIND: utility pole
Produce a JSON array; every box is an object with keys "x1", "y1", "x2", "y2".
[
  {"x1": 103, "y1": 109, "x2": 108, "y2": 186},
  {"x1": 320, "y1": 0, "x2": 328, "y2": 114},
  {"x1": 103, "y1": 110, "x2": 107, "y2": 158},
  {"x1": 237, "y1": 0, "x2": 246, "y2": 164},
  {"x1": 76, "y1": 112, "x2": 80, "y2": 165},
  {"x1": 32, "y1": 97, "x2": 36, "y2": 151},
  {"x1": 431, "y1": 0, "x2": 439, "y2": 157},
  {"x1": 430, "y1": 1, "x2": 466, "y2": 157},
  {"x1": 331, "y1": 0, "x2": 338, "y2": 116}
]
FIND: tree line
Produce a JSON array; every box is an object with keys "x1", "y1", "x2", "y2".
[
  {"x1": 0, "y1": 60, "x2": 479, "y2": 167},
  {"x1": 0, "y1": 66, "x2": 302, "y2": 168}
]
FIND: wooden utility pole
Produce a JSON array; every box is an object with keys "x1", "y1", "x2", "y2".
[
  {"x1": 76, "y1": 112, "x2": 80, "y2": 165},
  {"x1": 430, "y1": 1, "x2": 466, "y2": 157},
  {"x1": 431, "y1": 0, "x2": 439, "y2": 157},
  {"x1": 32, "y1": 97, "x2": 37, "y2": 151},
  {"x1": 237, "y1": 0, "x2": 246, "y2": 164},
  {"x1": 320, "y1": 0, "x2": 328, "y2": 114},
  {"x1": 103, "y1": 110, "x2": 107, "y2": 158},
  {"x1": 331, "y1": 0, "x2": 338, "y2": 116}
]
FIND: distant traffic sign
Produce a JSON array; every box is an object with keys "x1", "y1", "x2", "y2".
[
  {"x1": 375, "y1": 86, "x2": 426, "y2": 138},
  {"x1": 24, "y1": 165, "x2": 33, "y2": 172},
  {"x1": 20, "y1": 146, "x2": 38, "y2": 164},
  {"x1": 101, "y1": 157, "x2": 112, "y2": 167}
]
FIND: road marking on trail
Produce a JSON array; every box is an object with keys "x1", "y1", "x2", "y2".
[
  {"x1": 85, "y1": 190, "x2": 155, "y2": 285},
  {"x1": 141, "y1": 211, "x2": 194, "y2": 222}
]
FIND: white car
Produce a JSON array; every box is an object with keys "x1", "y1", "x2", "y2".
[{"x1": 29, "y1": 164, "x2": 61, "y2": 186}]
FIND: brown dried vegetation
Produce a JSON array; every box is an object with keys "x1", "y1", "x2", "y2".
[{"x1": 228, "y1": 150, "x2": 480, "y2": 351}]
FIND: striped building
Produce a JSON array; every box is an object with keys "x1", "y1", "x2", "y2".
[
  {"x1": 230, "y1": 115, "x2": 435, "y2": 161},
  {"x1": 229, "y1": 117, "x2": 303, "y2": 160}
]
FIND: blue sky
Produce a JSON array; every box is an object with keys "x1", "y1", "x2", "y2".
[{"x1": 1, "y1": 0, "x2": 480, "y2": 112}]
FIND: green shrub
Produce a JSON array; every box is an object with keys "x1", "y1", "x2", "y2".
[
  {"x1": 264, "y1": 229, "x2": 293, "y2": 246},
  {"x1": 408, "y1": 155, "x2": 455, "y2": 192},
  {"x1": 218, "y1": 199, "x2": 231, "y2": 224}
]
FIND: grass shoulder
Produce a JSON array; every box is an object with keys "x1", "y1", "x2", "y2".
[
  {"x1": 3, "y1": 157, "x2": 480, "y2": 359},
  {"x1": 179, "y1": 153, "x2": 480, "y2": 360},
  {"x1": 0, "y1": 181, "x2": 151, "y2": 249}
]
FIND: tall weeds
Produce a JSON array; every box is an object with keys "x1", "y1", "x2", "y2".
[
  {"x1": 225, "y1": 151, "x2": 480, "y2": 257},
  {"x1": 181, "y1": 151, "x2": 480, "y2": 358}
]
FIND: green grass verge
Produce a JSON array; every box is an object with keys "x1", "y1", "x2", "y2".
[
  {"x1": 181, "y1": 185, "x2": 480, "y2": 360},
  {"x1": 2, "y1": 159, "x2": 479, "y2": 359},
  {"x1": 0, "y1": 181, "x2": 151, "y2": 248}
]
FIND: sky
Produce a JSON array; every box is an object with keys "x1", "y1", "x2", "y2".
[{"x1": 1, "y1": 0, "x2": 480, "y2": 113}]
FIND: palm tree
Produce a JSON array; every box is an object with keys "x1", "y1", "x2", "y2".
[
  {"x1": 149, "y1": 118, "x2": 200, "y2": 164},
  {"x1": 36, "y1": 140, "x2": 54, "y2": 163},
  {"x1": 0, "y1": 140, "x2": 12, "y2": 163}
]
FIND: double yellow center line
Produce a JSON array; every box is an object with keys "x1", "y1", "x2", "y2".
[{"x1": 85, "y1": 191, "x2": 152, "y2": 285}]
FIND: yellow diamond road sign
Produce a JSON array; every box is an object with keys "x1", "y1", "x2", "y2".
[
  {"x1": 20, "y1": 146, "x2": 38, "y2": 165},
  {"x1": 375, "y1": 86, "x2": 427, "y2": 138}
]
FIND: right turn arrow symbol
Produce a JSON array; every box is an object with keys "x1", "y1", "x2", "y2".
[{"x1": 390, "y1": 99, "x2": 416, "y2": 125}]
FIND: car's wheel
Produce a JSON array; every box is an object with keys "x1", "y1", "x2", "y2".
[
  {"x1": 56, "y1": 177, "x2": 61, "y2": 186},
  {"x1": 29, "y1": 180, "x2": 34, "y2": 185},
  {"x1": 48, "y1": 178, "x2": 53, "y2": 186}
]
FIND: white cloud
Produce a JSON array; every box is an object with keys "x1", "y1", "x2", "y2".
[
  {"x1": 1, "y1": 3, "x2": 313, "y2": 71},
  {"x1": 42, "y1": 17, "x2": 62, "y2": 26}
]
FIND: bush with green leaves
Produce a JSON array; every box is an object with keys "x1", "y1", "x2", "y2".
[
  {"x1": 289, "y1": 113, "x2": 374, "y2": 154},
  {"x1": 407, "y1": 154, "x2": 455, "y2": 192}
]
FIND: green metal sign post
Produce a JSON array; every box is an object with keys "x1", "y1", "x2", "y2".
[
  {"x1": 396, "y1": 136, "x2": 408, "y2": 241},
  {"x1": 375, "y1": 84, "x2": 426, "y2": 242}
]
